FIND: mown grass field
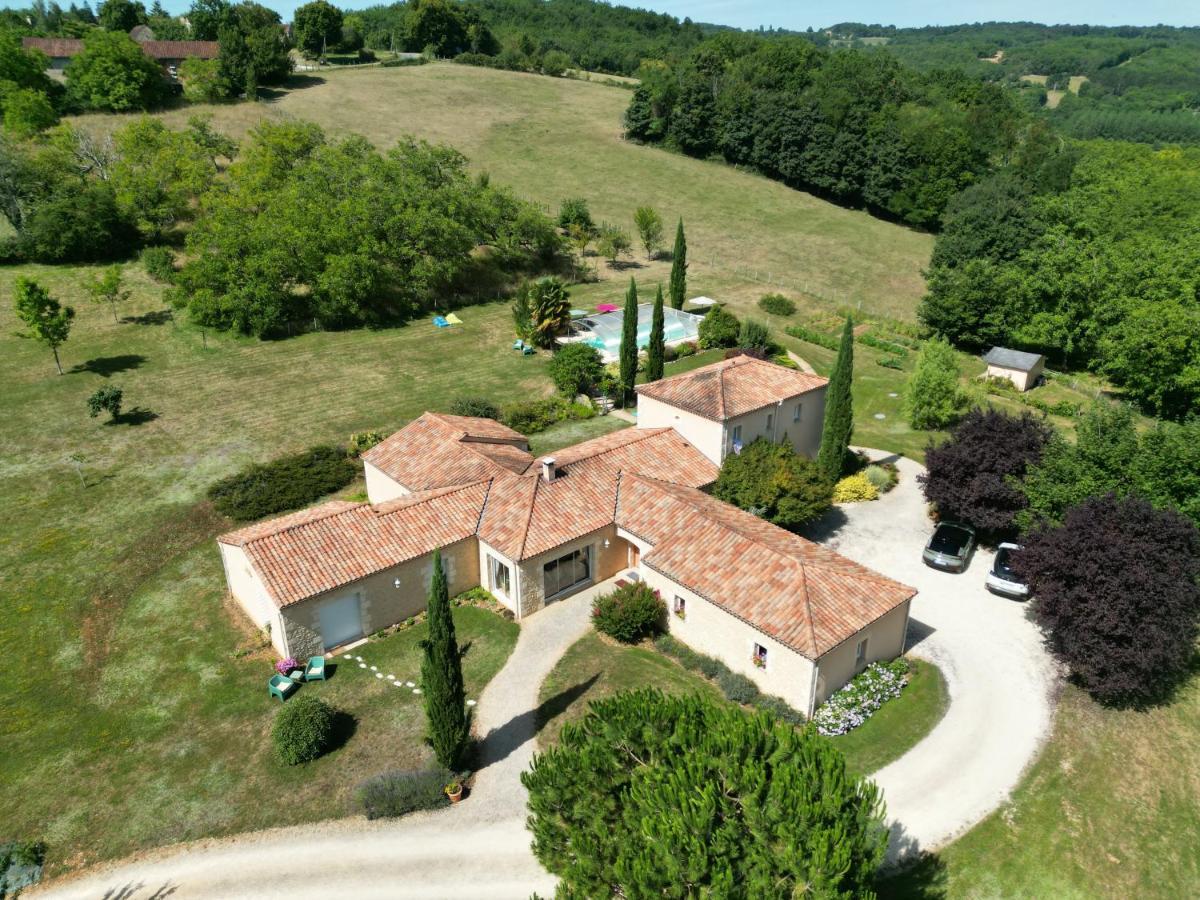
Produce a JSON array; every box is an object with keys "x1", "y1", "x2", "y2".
[{"x1": 72, "y1": 61, "x2": 934, "y2": 323}]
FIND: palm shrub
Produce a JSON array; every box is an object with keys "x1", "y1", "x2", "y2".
[
  {"x1": 816, "y1": 316, "x2": 854, "y2": 482},
  {"x1": 421, "y1": 549, "x2": 470, "y2": 770},
  {"x1": 522, "y1": 689, "x2": 887, "y2": 897},
  {"x1": 273, "y1": 695, "x2": 337, "y2": 765},
  {"x1": 525, "y1": 277, "x2": 572, "y2": 349},
  {"x1": 591, "y1": 582, "x2": 665, "y2": 643}
]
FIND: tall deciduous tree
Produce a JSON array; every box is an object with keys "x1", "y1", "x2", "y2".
[
  {"x1": 668, "y1": 217, "x2": 686, "y2": 309},
  {"x1": 920, "y1": 408, "x2": 1051, "y2": 535},
  {"x1": 293, "y1": 0, "x2": 343, "y2": 57},
  {"x1": 89, "y1": 265, "x2": 130, "y2": 323},
  {"x1": 618, "y1": 278, "x2": 638, "y2": 405},
  {"x1": 816, "y1": 316, "x2": 854, "y2": 481},
  {"x1": 420, "y1": 548, "x2": 469, "y2": 771},
  {"x1": 645, "y1": 284, "x2": 665, "y2": 382},
  {"x1": 65, "y1": 30, "x2": 167, "y2": 111},
  {"x1": 905, "y1": 337, "x2": 968, "y2": 430},
  {"x1": 1015, "y1": 494, "x2": 1200, "y2": 705},
  {"x1": 14, "y1": 277, "x2": 74, "y2": 375},
  {"x1": 522, "y1": 689, "x2": 886, "y2": 897}
]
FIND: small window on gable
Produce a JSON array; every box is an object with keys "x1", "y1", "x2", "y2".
[
  {"x1": 673, "y1": 595, "x2": 686, "y2": 619},
  {"x1": 752, "y1": 642, "x2": 768, "y2": 669},
  {"x1": 793, "y1": 403, "x2": 802, "y2": 423}
]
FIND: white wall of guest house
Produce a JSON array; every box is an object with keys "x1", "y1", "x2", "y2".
[{"x1": 272, "y1": 538, "x2": 480, "y2": 658}]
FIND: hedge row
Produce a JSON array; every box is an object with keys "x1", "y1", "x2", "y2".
[{"x1": 207, "y1": 445, "x2": 358, "y2": 521}]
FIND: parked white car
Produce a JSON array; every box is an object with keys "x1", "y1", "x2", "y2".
[{"x1": 986, "y1": 542, "x2": 1029, "y2": 599}]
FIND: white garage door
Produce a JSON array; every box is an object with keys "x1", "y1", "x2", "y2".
[{"x1": 317, "y1": 593, "x2": 363, "y2": 650}]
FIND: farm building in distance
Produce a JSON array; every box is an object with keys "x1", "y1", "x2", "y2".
[
  {"x1": 23, "y1": 30, "x2": 219, "y2": 80},
  {"x1": 983, "y1": 347, "x2": 1046, "y2": 392}
]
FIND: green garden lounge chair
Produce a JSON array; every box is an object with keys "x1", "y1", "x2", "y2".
[
  {"x1": 269, "y1": 673, "x2": 300, "y2": 702},
  {"x1": 304, "y1": 656, "x2": 327, "y2": 681}
]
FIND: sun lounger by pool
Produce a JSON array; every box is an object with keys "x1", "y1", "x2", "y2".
[
  {"x1": 445, "y1": 313, "x2": 463, "y2": 325},
  {"x1": 433, "y1": 316, "x2": 450, "y2": 328}
]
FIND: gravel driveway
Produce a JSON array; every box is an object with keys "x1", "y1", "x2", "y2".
[{"x1": 818, "y1": 450, "x2": 1058, "y2": 861}]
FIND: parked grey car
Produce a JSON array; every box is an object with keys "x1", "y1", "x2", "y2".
[
  {"x1": 922, "y1": 522, "x2": 977, "y2": 573},
  {"x1": 986, "y1": 542, "x2": 1029, "y2": 599}
]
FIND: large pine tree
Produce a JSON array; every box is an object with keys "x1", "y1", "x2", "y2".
[
  {"x1": 668, "y1": 218, "x2": 687, "y2": 310},
  {"x1": 816, "y1": 316, "x2": 854, "y2": 482},
  {"x1": 420, "y1": 548, "x2": 470, "y2": 771},
  {"x1": 619, "y1": 278, "x2": 639, "y2": 405},
  {"x1": 646, "y1": 285, "x2": 665, "y2": 383}
]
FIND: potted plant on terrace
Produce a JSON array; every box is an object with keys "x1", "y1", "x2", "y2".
[{"x1": 444, "y1": 781, "x2": 463, "y2": 804}]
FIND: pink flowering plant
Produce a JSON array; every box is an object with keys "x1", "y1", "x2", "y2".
[
  {"x1": 812, "y1": 659, "x2": 910, "y2": 736},
  {"x1": 275, "y1": 657, "x2": 299, "y2": 676}
]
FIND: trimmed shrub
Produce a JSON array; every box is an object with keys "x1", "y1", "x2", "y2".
[
  {"x1": 273, "y1": 694, "x2": 337, "y2": 765},
  {"x1": 140, "y1": 245, "x2": 176, "y2": 283},
  {"x1": 833, "y1": 472, "x2": 879, "y2": 503},
  {"x1": 752, "y1": 693, "x2": 806, "y2": 725},
  {"x1": 864, "y1": 464, "x2": 896, "y2": 492},
  {"x1": 784, "y1": 324, "x2": 838, "y2": 351},
  {"x1": 591, "y1": 582, "x2": 666, "y2": 643},
  {"x1": 718, "y1": 670, "x2": 760, "y2": 705},
  {"x1": 812, "y1": 659, "x2": 909, "y2": 736},
  {"x1": 675, "y1": 341, "x2": 698, "y2": 358},
  {"x1": 697, "y1": 654, "x2": 727, "y2": 680},
  {"x1": 549, "y1": 342, "x2": 603, "y2": 397},
  {"x1": 877, "y1": 355, "x2": 904, "y2": 370},
  {"x1": 738, "y1": 319, "x2": 771, "y2": 352},
  {"x1": 450, "y1": 397, "x2": 500, "y2": 419},
  {"x1": 698, "y1": 305, "x2": 740, "y2": 349},
  {"x1": 758, "y1": 293, "x2": 796, "y2": 316},
  {"x1": 857, "y1": 333, "x2": 909, "y2": 356},
  {"x1": 348, "y1": 429, "x2": 385, "y2": 457},
  {"x1": 207, "y1": 446, "x2": 357, "y2": 521},
  {"x1": 358, "y1": 766, "x2": 452, "y2": 819}
]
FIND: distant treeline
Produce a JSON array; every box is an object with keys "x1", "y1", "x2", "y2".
[{"x1": 623, "y1": 33, "x2": 1026, "y2": 229}]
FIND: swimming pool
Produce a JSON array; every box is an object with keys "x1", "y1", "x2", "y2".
[{"x1": 567, "y1": 305, "x2": 705, "y2": 361}]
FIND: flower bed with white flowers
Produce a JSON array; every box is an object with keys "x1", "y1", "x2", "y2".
[{"x1": 812, "y1": 659, "x2": 911, "y2": 736}]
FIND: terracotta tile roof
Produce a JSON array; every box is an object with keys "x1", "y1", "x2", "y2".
[
  {"x1": 635, "y1": 356, "x2": 827, "y2": 422},
  {"x1": 22, "y1": 37, "x2": 219, "y2": 59},
  {"x1": 363, "y1": 412, "x2": 532, "y2": 491},
  {"x1": 524, "y1": 427, "x2": 718, "y2": 486},
  {"x1": 217, "y1": 482, "x2": 490, "y2": 608},
  {"x1": 616, "y1": 476, "x2": 916, "y2": 658}
]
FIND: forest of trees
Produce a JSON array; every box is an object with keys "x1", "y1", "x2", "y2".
[{"x1": 623, "y1": 32, "x2": 1027, "y2": 228}]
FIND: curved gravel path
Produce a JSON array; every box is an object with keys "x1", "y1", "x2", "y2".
[
  {"x1": 34, "y1": 453, "x2": 1057, "y2": 895},
  {"x1": 819, "y1": 451, "x2": 1058, "y2": 861}
]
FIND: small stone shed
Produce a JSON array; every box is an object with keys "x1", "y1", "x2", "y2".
[{"x1": 983, "y1": 347, "x2": 1046, "y2": 392}]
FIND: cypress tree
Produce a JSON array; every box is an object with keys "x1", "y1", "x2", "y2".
[
  {"x1": 619, "y1": 278, "x2": 639, "y2": 405},
  {"x1": 668, "y1": 218, "x2": 687, "y2": 310},
  {"x1": 420, "y1": 548, "x2": 469, "y2": 771},
  {"x1": 816, "y1": 316, "x2": 854, "y2": 482},
  {"x1": 646, "y1": 285, "x2": 665, "y2": 383}
]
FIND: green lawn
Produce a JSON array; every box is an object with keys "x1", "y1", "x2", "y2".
[
  {"x1": 832, "y1": 659, "x2": 949, "y2": 777},
  {"x1": 537, "y1": 631, "x2": 947, "y2": 783}
]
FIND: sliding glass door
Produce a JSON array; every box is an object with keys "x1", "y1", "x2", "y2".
[{"x1": 543, "y1": 545, "x2": 592, "y2": 600}]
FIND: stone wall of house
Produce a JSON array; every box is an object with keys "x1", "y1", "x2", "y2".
[
  {"x1": 643, "y1": 566, "x2": 819, "y2": 714},
  {"x1": 279, "y1": 537, "x2": 480, "y2": 656},
  {"x1": 514, "y1": 524, "x2": 629, "y2": 619}
]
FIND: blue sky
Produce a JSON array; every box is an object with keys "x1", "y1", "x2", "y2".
[{"x1": 153, "y1": 0, "x2": 1196, "y2": 28}]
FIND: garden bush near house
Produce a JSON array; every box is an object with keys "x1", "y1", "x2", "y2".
[
  {"x1": 784, "y1": 324, "x2": 839, "y2": 351},
  {"x1": 140, "y1": 245, "x2": 176, "y2": 283},
  {"x1": 752, "y1": 693, "x2": 806, "y2": 726},
  {"x1": 758, "y1": 293, "x2": 796, "y2": 317},
  {"x1": 272, "y1": 695, "x2": 338, "y2": 765},
  {"x1": 499, "y1": 396, "x2": 592, "y2": 434},
  {"x1": 698, "y1": 305, "x2": 740, "y2": 349},
  {"x1": 833, "y1": 472, "x2": 880, "y2": 503},
  {"x1": 449, "y1": 397, "x2": 500, "y2": 419},
  {"x1": 713, "y1": 439, "x2": 833, "y2": 531},
  {"x1": 717, "y1": 670, "x2": 760, "y2": 704},
  {"x1": 675, "y1": 340, "x2": 697, "y2": 358},
  {"x1": 591, "y1": 582, "x2": 666, "y2": 643},
  {"x1": 548, "y1": 342, "x2": 603, "y2": 397},
  {"x1": 207, "y1": 445, "x2": 358, "y2": 521},
  {"x1": 662, "y1": 343, "x2": 679, "y2": 363},
  {"x1": 522, "y1": 690, "x2": 886, "y2": 897},
  {"x1": 737, "y1": 318, "x2": 771, "y2": 352},
  {"x1": 864, "y1": 464, "x2": 897, "y2": 493},
  {"x1": 812, "y1": 659, "x2": 910, "y2": 736},
  {"x1": 347, "y1": 429, "x2": 385, "y2": 457},
  {"x1": 358, "y1": 767, "x2": 453, "y2": 819}
]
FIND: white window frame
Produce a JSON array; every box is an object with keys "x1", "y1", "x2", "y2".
[
  {"x1": 752, "y1": 642, "x2": 768, "y2": 670},
  {"x1": 673, "y1": 595, "x2": 686, "y2": 619},
  {"x1": 730, "y1": 424, "x2": 742, "y2": 449},
  {"x1": 488, "y1": 554, "x2": 512, "y2": 600}
]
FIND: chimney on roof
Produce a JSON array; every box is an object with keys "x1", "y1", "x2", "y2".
[{"x1": 540, "y1": 457, "x2": 557, "y2": 483}]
